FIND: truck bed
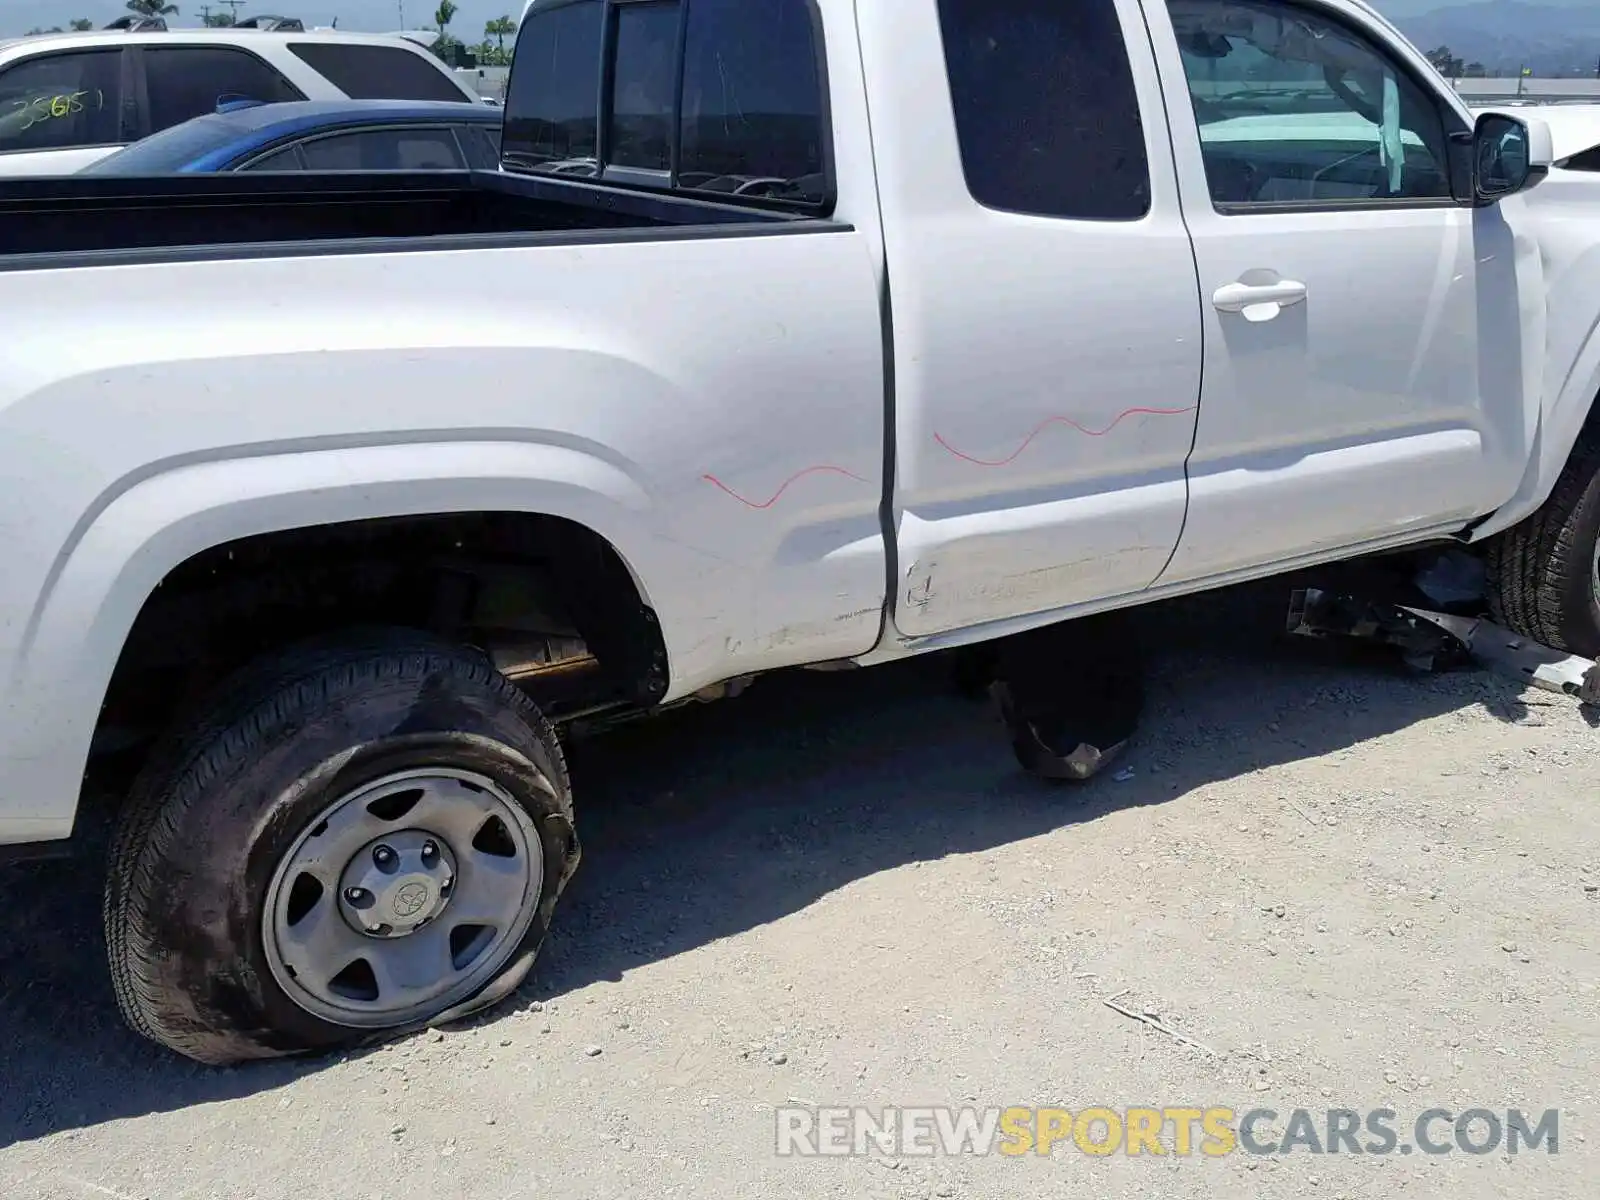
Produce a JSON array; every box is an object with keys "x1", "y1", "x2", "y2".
[{"x1": 0, "y1": 169, "x2": 804, "y2": 265}]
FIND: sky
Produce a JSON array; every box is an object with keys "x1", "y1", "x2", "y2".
[{"x1": 0, "y1": 0, "x2": 1595, "y2": 38}]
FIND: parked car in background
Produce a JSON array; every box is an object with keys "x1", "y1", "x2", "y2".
[
  {"x1": 82, "y1": 100, "x2": 503, "y2": 174},
  {"x1": 0, "y1": 29, "x2": 480, "y2": 176}
]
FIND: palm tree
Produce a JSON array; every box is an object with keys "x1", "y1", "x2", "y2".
[
  {"x1": 434, "y1": 0, "x2": 458, "y2": 39},
  {"x1": 485, "y1": 15, "x2": 517, "y2": 55},
  {"x1": 126, "y1": 0, "x2": 181, "y2": 16}
]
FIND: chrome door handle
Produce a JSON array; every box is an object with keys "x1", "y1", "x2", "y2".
[{"x1": 1212, "y1": 279, "x2": 1308, "y2": 319}]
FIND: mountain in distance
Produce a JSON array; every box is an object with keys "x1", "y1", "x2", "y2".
[{"x1": 1393, "y1": 1, "x2": 1600, "y2": 76}]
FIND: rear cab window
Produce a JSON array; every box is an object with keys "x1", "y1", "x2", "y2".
[
  {"x1": 501, "y1": 0, "x2": 831, "y2": 212},
  {"x1": 286, "y1": 42, "x2": 471, "y2": 102},
  {"x1": 0, "y1": 50, "x2": 125, "y2": 153}
]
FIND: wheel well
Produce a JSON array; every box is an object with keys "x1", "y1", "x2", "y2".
[{"x1": 94, "y1": 512, "x2": 669, "y2": 760}]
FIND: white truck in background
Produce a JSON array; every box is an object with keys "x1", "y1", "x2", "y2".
[{"x1": 0, "y1": 0, "x2": 1597, "y2": 1065}]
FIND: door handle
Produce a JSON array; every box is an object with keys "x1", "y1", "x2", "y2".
[{"x1": 1212, "y1": 279, "x2": 1308, "y2": 319}]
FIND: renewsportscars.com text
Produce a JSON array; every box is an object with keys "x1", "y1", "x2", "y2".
[{"x1": 774, "y1": 1105, "x2": 1560, "y2": 1158}]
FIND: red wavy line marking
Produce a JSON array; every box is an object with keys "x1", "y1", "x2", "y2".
[
  {"x1": 702, "y1": 464, "x2": 870, "y2": 509},
  {"x1": 934, "y1": 406, "x2": 1198, "y2": 468}
]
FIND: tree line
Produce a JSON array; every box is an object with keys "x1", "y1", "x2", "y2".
[{"x1": 1423, "y1": 46, "x2": 1492, "y2": 79}]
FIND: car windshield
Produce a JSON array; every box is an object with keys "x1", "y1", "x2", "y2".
[{"x1": 80, "y1": 114, "x2": 242, "y2": 173}]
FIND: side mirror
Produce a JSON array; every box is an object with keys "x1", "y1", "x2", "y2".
[{"x1": 1472, "y1": 111, "x2": 1552, "y2": 203}]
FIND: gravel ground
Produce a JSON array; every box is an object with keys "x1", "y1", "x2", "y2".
[{"x1": 1, "y1": 582, "x2": 1597, "y2": 1199}]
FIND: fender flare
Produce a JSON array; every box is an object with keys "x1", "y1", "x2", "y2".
[
  {"x1": 5, "y1": 439, "x2": 670, "y2": 842},
  {"x1": 1472, "y1": 312, "x2": 1600, "y2": 540}
]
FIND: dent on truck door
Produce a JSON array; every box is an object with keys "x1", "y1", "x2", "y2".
[
  {"x1": 1149, "y1": 0, "x2": 1531, "y2": 585},
  {"x1": 867, "y1": 0, "x2": 1204, "y2": 638}
]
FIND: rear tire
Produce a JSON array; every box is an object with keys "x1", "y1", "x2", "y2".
[
  {"x1": 103, "y1": 630, "x2": 577, "y2": 1065},
  {"x1": 1486, "y1": 428, "x2": 1600, "y2": 657}
]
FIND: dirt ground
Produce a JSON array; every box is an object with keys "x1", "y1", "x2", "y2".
[{"x1": 1, "y1": 582, "x2": 1596, "y2": 1200}]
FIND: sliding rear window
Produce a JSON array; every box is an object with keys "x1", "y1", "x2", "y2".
[{"x1": 501, "y1": 0, "x2": 831, "y2": 212}]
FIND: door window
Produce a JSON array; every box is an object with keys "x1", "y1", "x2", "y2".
[
  {"x1": 286, "y1": 42, "x2": 469, "y2": 102},
  {"x1": 936, "y1": 0, "x2": 1152, "y2": 221},
  {"x1": 0, "y1": 51, "x2": 123, "y2": 153},
  {"x1": 1165, "y1": 0, "x2": 1453, "y2": 207},
  {"x1": 297, "y1": 127, "x2": 467, "y2": 170},
  {"x1": 239, "y1": 144, "x2": 306, "y2": 171},
  {"x1": 460, "y1": 123, "x2": 502, "y2": 169},
  {"x1": 142, "y1": 46, "x2": 303, "y2": 134}
]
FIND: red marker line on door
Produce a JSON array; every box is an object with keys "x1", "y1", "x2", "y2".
[
  {"x1": 701, "y1": 464, "x2": 870, "y2": 509},
  {"x1": 934, "y1": 406, "x2": 1197, "y2": 468}
]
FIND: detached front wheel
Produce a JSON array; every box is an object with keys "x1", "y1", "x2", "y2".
[{"x1": 103, "y1": 632, "x2": 578, "y2": 1065}]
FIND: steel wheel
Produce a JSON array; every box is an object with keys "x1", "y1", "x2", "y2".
[{"x1": 263, "y1": 766, "x2": 544, "y2": 1028}]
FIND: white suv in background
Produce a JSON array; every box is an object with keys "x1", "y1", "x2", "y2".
[{"x1": 0, "y1": 28, "x2": 481, "y2": 175}]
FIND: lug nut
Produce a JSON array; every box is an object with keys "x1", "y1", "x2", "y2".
[
  {"x1": 421, "y1": 840, "x2": 440, "y2": 866},
  {"x1": 344, "y1": 886, "x2": 370, "y2": 906},
  {"x1": 373, "y1": 844, "x2": 397, "y2": 869},
  {"x1": 366, "y1": 923, "x2": 383, "y2": 934}
]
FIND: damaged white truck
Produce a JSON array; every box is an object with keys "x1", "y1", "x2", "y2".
[{"x1": 2, "y1": 0, "x2": 1598, "y2": 1065}]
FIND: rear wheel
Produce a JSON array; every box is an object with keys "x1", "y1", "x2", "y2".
[
  {"x1": 103, "y1": 631, "x2": 578, "y2": 1065},
  {"x1": 1486, "y1": 427, "x2": 1600, "y2": 657}
]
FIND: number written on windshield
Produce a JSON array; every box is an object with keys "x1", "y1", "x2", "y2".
[{"x1": 8, "y1": 89, "x2": 104, "y2": 131}]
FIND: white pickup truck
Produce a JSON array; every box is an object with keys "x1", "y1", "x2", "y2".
[{"x1": 0, "y1": 0, "x2": 1594, "y2": 1065}]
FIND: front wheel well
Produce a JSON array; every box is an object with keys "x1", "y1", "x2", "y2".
[{"x1": 94, "y1": 512, "x2": 669, "y2": 763}]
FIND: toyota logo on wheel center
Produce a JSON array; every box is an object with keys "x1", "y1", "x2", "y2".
[{"x1": 393, "y1": 881, "x2": 431, "y2": 918}]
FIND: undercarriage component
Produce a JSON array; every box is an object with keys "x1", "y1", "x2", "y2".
[
  {"x1": 1288, "y1": 587, "x2": 1600, "y2": 701},
  {"x1": 990, "y1": 612, "x2": 1145, "y2": 783},
  {"x1": 1403, "y1": 610, "x2": 1600, "y2": 701},
  {"x1": 1286, "y1": 588, "x2": 1474, "y2": 672}
]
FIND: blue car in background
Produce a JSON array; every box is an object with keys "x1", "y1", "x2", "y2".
[{"x1": 81, "y1": 99, "x2": 503, "y2": 174}]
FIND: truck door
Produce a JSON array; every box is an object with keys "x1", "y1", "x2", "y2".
[
  {"x1": 859, "y1": 0, "x2": 1204, "y2": 638},
  {"x1": 1145, "y1": 0, "x2": 1533, "y2": 586}
]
